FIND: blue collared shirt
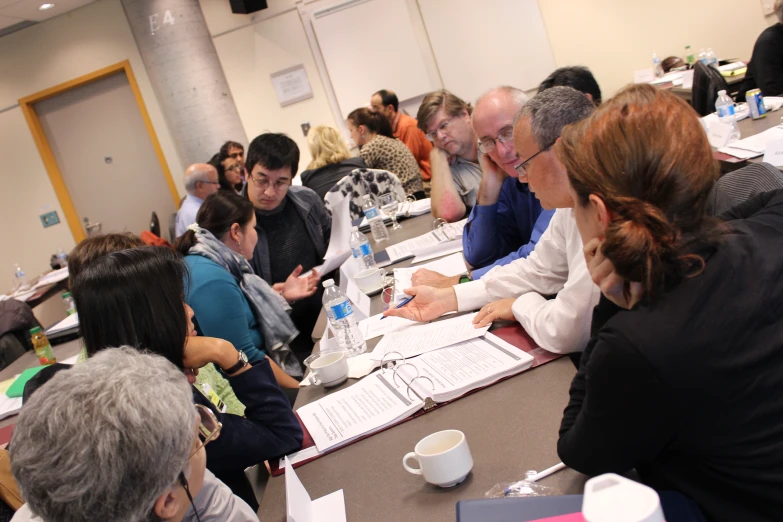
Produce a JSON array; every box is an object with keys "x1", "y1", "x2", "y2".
[
  {"x1": 175, "y1": 194, "x2": 204, "y2": 238},
  {"x1": 462, "y1": 177, "x2": 554, "y2": 279}
]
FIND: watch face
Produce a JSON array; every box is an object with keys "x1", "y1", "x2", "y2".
[{"x1": 239, "y1": 351, "x2": 248, "y2": 364}]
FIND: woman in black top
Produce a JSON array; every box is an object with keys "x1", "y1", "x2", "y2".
[
  {"x1": 556, "y1": 83, "x2": 783, "y2": 522},
  {"x1": 299, "y1": 125, "x2": 366, "y2": 199}
]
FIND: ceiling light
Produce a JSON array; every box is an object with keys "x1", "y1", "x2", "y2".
[{"x1": 38, "y1": 3, "x2": 55, "y2": 10}]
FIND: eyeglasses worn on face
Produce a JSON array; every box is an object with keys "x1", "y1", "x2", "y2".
[
  {"x1": 228, "y1": 151, "x2": 243, "y2": 159},
  {"x1": 250, "y1": 175, "x2": 289, "y2": 191},
  {"x1": 199, "y1": 180, "x2": 221, "y2": 186},
  {"x1": 226, "y1": 164, "x2": 243, "y2": 172},
  {"x1": 190, "y1": 404, "x2": 222, "y2": 459},
  {"x1": 425, "y1": 116, "x2": 456, "y2": 142},
  {"x1": 478, "y1": 127, "x2": 514, "y2": 154},
  {"x1": 514, "y1": 141, "x2": 556, "y2": 176}
]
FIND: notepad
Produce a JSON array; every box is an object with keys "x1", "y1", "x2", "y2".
[
  {"x1": 6, "y1": 366, "x2": 48, "y2": 398},
  {"x1": 393, "y1": 252, "x2": 467, "y2": 301}
]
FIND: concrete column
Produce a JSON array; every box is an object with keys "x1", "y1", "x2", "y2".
[{"x1": 120, "y1": 0, "x2": 247, "y2": 166}]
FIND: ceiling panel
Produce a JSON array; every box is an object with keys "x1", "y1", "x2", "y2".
[
  {"x1": 0, "y1": 14, "x2": 23, "y2": 30},
  {"x1": 0, "y1": 0, "x2": 94, "y2": 24}
]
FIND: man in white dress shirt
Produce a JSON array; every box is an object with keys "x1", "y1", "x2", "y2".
[
  {"x1": 385, "y1": 87, "x2": 601, "y2": 355},
  {"x1": 175, "y1": 163, "x2": 220, "y2": 238}
]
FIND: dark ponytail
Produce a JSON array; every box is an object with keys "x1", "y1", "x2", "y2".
[
  {"x1": 174, "y1": 191, "x2": 255, "y2": 255},
  {"x1": 347, "y1": 107, "x2": 394, "y2": 138}
]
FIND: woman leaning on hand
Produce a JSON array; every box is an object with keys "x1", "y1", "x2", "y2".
[{"x1": 556, "y1": 83, "x2": 783, "y2": 522}]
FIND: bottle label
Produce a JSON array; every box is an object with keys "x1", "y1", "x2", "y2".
[
  {"x1": 351, "y1": 243, "x2": 372, "y2": 258},
  {"x1": 717, "y1": 105, "x2": 735, "y2": 118},
  {"x1": 330, "y1": 300, "x2": 353, "y2": 320},
  {"x1": 364, "y1": 208, "x2": 379, "y2": 219}
]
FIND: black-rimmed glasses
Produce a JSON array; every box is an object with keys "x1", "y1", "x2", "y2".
[{"x1": 514, "y1": 142, "x2": 555, "y2": 176}]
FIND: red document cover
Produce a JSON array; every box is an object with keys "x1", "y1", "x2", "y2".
[{"x1": 269, "y1": 323, "x2": 562, "y2": 476}]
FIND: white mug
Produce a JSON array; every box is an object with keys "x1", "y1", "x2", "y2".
[
  {"x1": 583, "y1": 473, "x2": 664, "y2": 522},
  {"x1": 354, "y1": 267, "x2": 386, "y2": 293},
  {"x1": 402, "y1": 429, "x2": 473, "y2": 487},
  {"x1": 308, "y1": 352, "x2": 348, "y2": 387}
]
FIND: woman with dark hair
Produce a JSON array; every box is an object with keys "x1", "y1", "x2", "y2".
[
  {"x1": 556, "y1": 84, "x2": 783, "y2": 521},
  {"x1": 347, "y1": 107, "x2": 425, "y2": 198},
  {"x1": 71, "y1": 246, "x2": 303, "y2": 511},
  {"x1": 208, "y1": 153, "x2": 243, "y2": 194},
  {"x1": 175, "y1": 190, "x2": 319, "y2": 386}
]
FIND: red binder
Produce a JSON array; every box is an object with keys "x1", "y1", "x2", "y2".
[{"x1": 269, "y1": 323, "x2": 563, "y2": 476}]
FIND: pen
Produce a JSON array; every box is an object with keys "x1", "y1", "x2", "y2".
[{"x1": 380, "y1": 295, "x2": 416, "y2": 320}]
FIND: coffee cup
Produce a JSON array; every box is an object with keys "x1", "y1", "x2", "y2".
[
  {"x1": 307, "y1": 351, "x2": 348, "y2": 387},
  {"x1": 402, "y1": 429, "x2": 473, "y2": 487},
  {"x1": 354, "y1": 267, "x2": 386, "y2": 293}
]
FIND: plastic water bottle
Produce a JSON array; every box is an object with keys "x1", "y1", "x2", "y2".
[
  {"x1": 322, "y1": 279, "x2": 366, "y2": 356},
  {"x1": 652, "y1": 52, "x2": 664, "y2": 78},
  {"x1": 13, "y1": 264, "x2": 29, "y2": 291},
  {"x1": 706, "y1": 48, "x2": 718, "y2": 67},
  {"x1": 55, "y1": 248, "x2": 68, "y2": 268},
  {"x1": 698, "y1": 48, "x2": 708, "y2": 64},
  {"x1": 716, "y1": 90, "x2": 741, "y2": 142},
  {"x1": 349, "y1": 226, "x2": 376, "y2": 269},
  {"x1": 361, "y1": 194, "x2": 389, "y2": 243}
]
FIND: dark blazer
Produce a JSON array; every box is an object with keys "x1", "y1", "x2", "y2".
[
  {"x1": 559, "y1": 190, "x2": 783, "y2": 522},
  {"x1": 300, "y1": 157, "x2": 366, "y2": 200}
]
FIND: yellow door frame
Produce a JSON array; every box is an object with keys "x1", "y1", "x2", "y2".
[{"x1": 18, "y1": 60, "x2": 180, "y2": 243}]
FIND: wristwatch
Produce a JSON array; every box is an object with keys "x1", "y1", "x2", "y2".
[
  {"x1": 224, "y1": 350, "x2": 249, "y2": 376},
  {"x1": 458, "y1": 272, "x2": 472, "y2": 284}
]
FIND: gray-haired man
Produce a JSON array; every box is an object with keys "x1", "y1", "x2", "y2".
[
  {"x1": 10, "y1": 347, "x2": 257, "y2": 522},
  {"x1": 176, "y1": 163, "x2": 220, "y2": 237}
]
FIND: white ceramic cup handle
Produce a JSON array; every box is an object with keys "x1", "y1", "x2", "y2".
[
  {"x1": 308, "y1": 372, "x2": 321, "y2": 385},
  {"x1": 402, "y1": 452, "x2": 422, "y2": 475},
  {"x1": 379, "y1": 268, "x2": 386, "y2": 279}
]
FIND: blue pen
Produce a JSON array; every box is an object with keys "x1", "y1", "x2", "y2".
[{"x1": 380, "y1": 295, "x2": 416, "y2": 320}]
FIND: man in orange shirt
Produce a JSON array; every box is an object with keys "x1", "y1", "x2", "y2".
[{"x1": 371, "y1": 89, "x2": 432, "y2": 187}]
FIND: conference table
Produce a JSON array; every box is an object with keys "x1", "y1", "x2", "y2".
[
  {"x1": 259, "y1": 213, "x2": 587, "y2": 522},
  {"x1": 714, "y1": 110, "x2": 783, "y2": 171}
]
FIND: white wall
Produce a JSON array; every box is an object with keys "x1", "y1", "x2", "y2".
[{"x1": 0, "y1": 0, "x2": 185, "y2": 285}]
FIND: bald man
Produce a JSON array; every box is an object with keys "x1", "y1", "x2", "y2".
[
  {"x1": 175, "y1": 163, "x2": 220, "y2": 237},
  {"x1": 412, "y1": 86, "x2": 554, "y2": 288}
]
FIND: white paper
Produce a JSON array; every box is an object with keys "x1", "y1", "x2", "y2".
[
  {"x1": 12, "y1": 289, "x2": 36, "y2": 302},
  {"x1": 59, "y1": 354, "x2": 80, "y2": 365},
  {"x1": 717, "y1": 146, "x2": 763, "y2": 159},
  {"x1": 394, "y1": 334, "x2": 534, "y2": 403},
  {"x1": 411, "y1": 240, "x2": 465, "y2": 264},
  {"x1": 633, "y1": 69, "x2": 655, "y2": 84},
  {"x1": 46, "y1": 313, "x2": 79, "y2": 335},
  {"x1": 358, "y1": 313, "x2": 418, "y2": 340},
  {"x1": 279, "y1": 445, "x2": 322, "y2": 468},
  {"x1": 285, "y1": 456, "x2": 346, "y2": 522},
  {"x1": 681, "y1": 69, "x2": 694, "y2": 89},
  {"x1": 34, "y1": 266, "x2": 69, "y2": 288},
  {"x1": 707, "y1": 121, "x2": 733, "y2": 148},
  {"x1": 0, "y1": 395, "x2": 23, "y2": 420},
  {"x1": 271, "y1": 64, "x2": 313, "y2": 107},
  {"x1": 384, "y1": 219, "x2": 467, "y2": 263},
  {"x1": 726, "y1": 125, "x2": 783, "y2": 154},
  {"x1": 394, "y1": 252, "x2": 467, "y2": 301},
  {"x1": 323, "y1": 191, "x2": 353, "y2": 261},
  {"x1": 649, "y1": 71, "x2": 683, "y2": 86},
  {"x1": 718, "y1": 61, "x2": 746, "y2": 72},
  {"x1": 311, "y1": 490, "x2": 347, "y2": 522},
  {"x1": 369, "y1": 312, "x2": 491, "y2": 361},
  {"x1": 764, "y1": 97, "x2": 783, "y2": 112},
  {"x1": 763, "y1": 139, "x2": 783, "y2": 166},
  {"x1": 297, "y1": 372, "x2": 423, "y2": 451}
]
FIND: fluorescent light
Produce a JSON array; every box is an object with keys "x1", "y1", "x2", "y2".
[{"x1": 38, "y1": 3, "x2": 55, "y2": 10}]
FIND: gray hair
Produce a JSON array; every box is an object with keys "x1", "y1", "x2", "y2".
[
  {"x1": 515, "y1": 86, "x2": 595, "y2": 149},
  {"x1": 776, "y1": 0, "x2": 783, "y2": 23},
  {"x1": 183, "y1": 164, "x2": 213, "y2": 194},
  {"x1": 475, "y1": 86, "x2": 529, "y2": 113},
  {"x1": 11, "y1": 347, "x2": 196, "y2": 522}
]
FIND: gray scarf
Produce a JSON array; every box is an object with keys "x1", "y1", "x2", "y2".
[{"x1": 188, "y1": 227, "x2": 303, "y2": 377}]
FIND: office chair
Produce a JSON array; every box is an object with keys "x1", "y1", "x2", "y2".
[{"x1": 692, "y1": 61, "x2": 730, "y2": 117}]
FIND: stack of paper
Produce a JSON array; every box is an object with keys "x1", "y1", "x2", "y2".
[
  {"x1": 393, "y1": 252, "x2": 467, "y2": 301},
  {"x1": 358, "y1": 313, "x2": 417, "y2": 340},
  {"x1": 369, "y1": 312, "x2": 490, "y2": 361},
  {"x1": 46, "y1": 313, "x2": 79, "y2": 335},
  {"x1": 398, "y1": 198, "x2": 432, "y2": 217},
  {"x1": 285, "y1": 456, "x2": 347, "y2": 521},
  {"x1": 384, "y1": 219, "x2": 467, "y2": 263},
  {"x1": 719, "y1": 125, "x2": 783, "y2": 159},
  {"x1": 33, "y1": 267, "x2": 69, "y2": 289},
  {"x1": 395, "y1": 334, "x2": 534, "y2": 403}
]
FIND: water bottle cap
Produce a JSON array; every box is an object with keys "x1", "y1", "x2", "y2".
[
  {"x1": 351, "y1": 226, "x2": 358, "y2": 232},
  {"x1": 718, "y1": 90, "x2": 727, "y2": 96},
  {"x1": 362, "y1": 194, "x2": 371, "y2": 200},
  {"x1": 323, "y1": 279, "x2": 335, "y2": 288}
]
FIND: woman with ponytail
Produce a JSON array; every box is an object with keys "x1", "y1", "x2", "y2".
[
  {"x1": 347, "y1": 107, "x2": 425, "y2": 198},
  {"x1": 175, "y1": 190, "x2": 320, "y2": 387},
  {"x1": 557, "y1": 84, "x2": 783, "y2": 522}
]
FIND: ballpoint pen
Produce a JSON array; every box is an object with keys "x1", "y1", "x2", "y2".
[{"x1": 380, "y1": 295, "x2": 416, "y2": 320}]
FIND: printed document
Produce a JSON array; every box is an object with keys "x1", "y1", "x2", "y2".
[
  {"x1": 369, "y1": 313, "x2": 490, "y2": 361},
  {"x1": 385, "y1": 219, "x2": 467, "y2": 262},
  {"x1": 394, "y1": 252, "x2": 467, "y2": 301}
]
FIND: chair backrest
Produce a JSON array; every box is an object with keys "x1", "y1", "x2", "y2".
[
  {"x1": 149, "y1": 211, "x2": 160, "y2": 237},
  {"x1": 169, "y1": 212, "x2": 178, "y2": 243},
  {"x1": 692, "y1": 61, "x2": 730, "y2": 116},
  {"x1": 707, "y1": 162, "x2": 783, "y2": 216},
  {"x1": 324, "y1": 168, "x2": 407, "y2": 220}
]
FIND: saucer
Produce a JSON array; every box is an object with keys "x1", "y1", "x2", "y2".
[{"x1": 321, "y1": 374, "x2": 349, "y2": 387}]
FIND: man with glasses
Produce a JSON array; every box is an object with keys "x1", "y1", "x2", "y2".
[
  {"x1": 413, "y1": 87, "x2": 554, "y2": 288},
  {"x1": 219, "y1": 140, "x2": 247, "y2": 185},
  {"x1": 417, "y1": 90, "x2": 483, "y2": 222},
  {"x1": 387, "y1": 87, "x2": 600, "y2": 356},
  {"x1": 244, "y1": 133, "x2": 329, "y2": 364},
  {"x1": 10, "y1": 347, "x2": 257, "y2": 522},
  {"x1": 176, "y1": 163, "x2": 220, "y2": 238}
]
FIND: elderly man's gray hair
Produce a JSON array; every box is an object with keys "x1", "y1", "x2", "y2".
[
  {"x1": 183, "y1": 164, "x2": 213, "y2": 193},
  {"x1": 515, "y1": 86, "x2": 595, "y2": 149},
  {"x1": 11, "y1": 347, "x2": 196, "y2": 522}
]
